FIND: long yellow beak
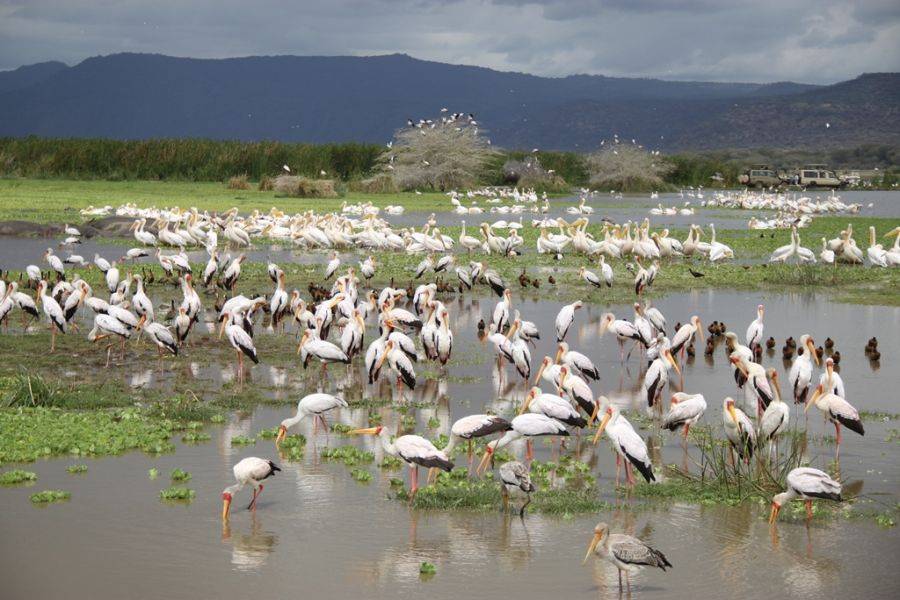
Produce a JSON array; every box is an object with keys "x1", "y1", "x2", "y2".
[
  {"x1": 218, "y1": 317, "x2": 227, "y2": 340},
  {"x1": 592, "y1": 412, "x2": 611, "y2": 445},
  {"x1": 599, "y1": 320, "x2": 609, "y2": 336},
  {"x1": 533, "y1": 363, "x2": 546, "y2": 386},
  {"x1": 696, "y1": 320, "x2": 705, "y2": 343},
  {"x1": 222, "y1": 497, "x2": 232, "y2": 521},
  {"x1": 349, "y1": 427, "x2": 379, "y2": 435},
  {"x1": 583, "y1": 532, "x2": 602, "y2": 564},
  {"x1": 296, "y1": 332, "x2": 308, "y2": 355},
  {"x1": 807, "y1": 339, "x2": 819, "y2": 366},
  {"x1": 275, "y1": 425, "x2": 286, "y2": 447},
  {"x1": 666, "y1": 350, "x2": 681, "y2": 375},
  {"x1": 769, "y1": 503, "x2": 781, "y2": 524},
  {"x1": 589, "y1": 402, "x2": 600, "y2": 424},
  {"x1": 519, "y1": 395, "x2": 532, "y2": 416},
  {"x1": 554, "y1": 346, "x2": 564, "y2": 364},
  {"x1": 476, "y1": 449, "x2": 493, "y2": 476},
  {"x1": 727, "y1": 403, "x2": 738, "y2": 424},
  {"x1": 805, "y1": 387, "x2": 821, "y2": 413}
]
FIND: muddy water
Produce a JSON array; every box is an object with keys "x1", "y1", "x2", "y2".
[{"x1": 2, "y1": 291, "x2": 899, "y2": 599}]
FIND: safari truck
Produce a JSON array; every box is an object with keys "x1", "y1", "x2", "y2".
[
  {"x1": 738, "y1": 165, "x2": 784, "y2": 188},
  {"x1": 794, "y1": 165, "x2": 846, "y2": 188}
]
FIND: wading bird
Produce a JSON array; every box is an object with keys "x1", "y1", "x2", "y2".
[
  {"x1": 221, "y1": 457, "x2": 281, "y2": 520},
  {"x1": 806, "y1": 383, "x2": 864, "y2": 460},
  {"x1": 276, "y1": 393, "x2": 348, "y2": 443},
  {"x1": 769, "y1": 467, "x2": 842, "y2": 523},
  {"x1": 499, "y1": 461, "x2": 536, "y2": 518},
  {"x1": 722, "y1": 397, "x2": 755, "y2": 465},
  {"x1": 661, "y1": 392, "x2": 706, "y2": 443},
  {"x1": 477, "y1": 414, "x2": 569, "y2": 474},
  {"x1": 583, "y1": 522, "x2": 672, "y2": 593},
  {"x1": 593, "y1": 404, "x2": 654, "y2": 485},
  {"x1": 350, "y1": 425, "x2": 452, "y2": 496},
  {"x1": 789, "y1": 334, "x2": 818, "y2": 404}
]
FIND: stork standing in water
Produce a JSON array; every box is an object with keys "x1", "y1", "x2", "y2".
[
  {"x1": 769, "y1": 467, "x2": 843, "y2": 523},
  {"x1": 555, "y1": 341, "x2": 599, "y2": 381},
  {"x1": 661, "y1": 392, "x2": 707, "y2": 446},
  {"x1": 758, "y1": 370, "x2": 790, "y2": 461},
  {"x1": 275, "y1": 393, "x2": 348, "y2": 442},
  {"x1": 428, "y1": 414, "x2": 512, "y2": 481},
  {"x1": 350, "y1": 425, "x2": 452, "y2": 496},
  {"x1": 599, "y1": 312, "x2": 646, "y2": 363},
  {"x1": 806, "y1": 382, "x2": 864, "y2": 461},
  {"x1": 35, "y1": 281, "x2": 66, "y2": 351},
  {"x1": 221, "y1": 457, "x2": 281, "y2": 520},
  {"x1": 499, "y1": 461, "x2": 536, "y2": 518},
  {"x1": 87, "y1": 313, "x2": 131, "y2": 367},
  {"x1": 219, "y1": 309, "x2": 259, "y2": 382},
  {"x1": 583, "y1": 522, "x2": 672, "y2": 593},
  {"x1": 593, "y1": 404, "x2": 655, "y2": 485},
  {"x1": 477, "y1": 413, "x2": 569, "y2": 474},
  {"x1": 723, "y1": 397, "x2": 755, "y2": 466},
  {"x1": 555, "y1": 300, "x2": 583, "y2": 342},
  {"x1": 789, "y1": 334, "x2": 818, "y2": 405},
  {"x1": 745, "y1": 304, "x2": 764, "y2": 355},
  {"x1": 641, "y1": 347, "x2": 679, "y2": 409}
]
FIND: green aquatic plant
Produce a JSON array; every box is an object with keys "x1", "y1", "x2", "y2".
[
  {"x1": 159, "y1": 486, "x2": 195, "y2": 501},
  {"x1": 66, "y1": 464, "x2": 88, "y2": 474},
  {"x1": 331, "y1": 423, "x2": 354, "y2": 434},
  {"x1": 181, "y1": 431, "x2": 211, "y2": 443},
  {"x1": 148, "y1": 468, "x2": 159, "y2": 480},
  {"x1": 321, "y1": 445, "x2": 374, "y2": 466},
  {"x1": 30, "y1": 489, "x2": 70, "y2": 504},
  {"x1": 419, "y1": 562, "x2": 436, "y2": 575},
  {"x1": 0, "y1": 469, "x2": 37, "y2": 485},
  {"x1": 350, "y1": 469, "x2": 372, "y2": 483},
  {"x1": 230, "y1": 435, "x2": 256, "y2": 446},
  {"x1": 379, "y1": 455, "x2": 403, "y2": 470},
  {"x1": 170, "y1": 468, "x2": 192, "y2": 482}
]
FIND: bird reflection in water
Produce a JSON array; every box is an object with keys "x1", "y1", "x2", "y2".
[{"x1": 221, "y1": 515, "x2": 279, "y2": 572}]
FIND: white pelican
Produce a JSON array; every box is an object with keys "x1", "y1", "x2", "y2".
[
  {"x1": 806, "y1": 383, "x2": 864, "y2": 460},
  {"x1": 722, "y1": 397, "x2": 755, "y2": 464},
  {"x1": 477, "y1": 413, "x2": 569, "y2": 473},
  {"x1": 769, "y1": 467, "x2": 842, "y2": 523},
  {"x1": 583, "y1": 522, "x2": 672, "y2": 593},
  {"x1": 555, "y1": 341, "x2": 599, "y2": 381},
  {"x1": 360, "y1": 255, "x2": 376, "y2": 280},
  {"x1": 788, "y1": 334, "x2": 818, "y2": 404},
  {"x1": 592, "y1": 404, "x2": 654, "y2": 485},
  {"x1": 500, "y1": 461, "x2": 536, "y2": 518},
  {"x1": 221, "y1": 457, "x2": 281, "y2": 520},
  {"x1": 819, "y1": 237, "x2": 835, "y2": 264},
  {"x1": 350, "y1": 425, "x2": 453, "y2": 495},
  {"x1": 35, "y1": 281, "x2": 66, "y2": 351},
  {"x1": 661, "y1": 392, "x2": 706, "y2": 441},
  {"x1": 555, "y1": 300, "x2": 583, "y2": 342},
  {"x1": 745, "y1": 304, "x2": 764, "y2": 352},
  {"x1": 867, "y1": 225, "x2": 888, "y2": 267},
  {"x1": 276, "y1": 393, "x2": 348, "y2": 442}
]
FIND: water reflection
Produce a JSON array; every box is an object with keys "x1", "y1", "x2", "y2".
[{"x1": 222, "y1": 516, "x2": 279, "y2": 572}]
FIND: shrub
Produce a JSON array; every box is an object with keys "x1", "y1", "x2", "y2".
[
  {"x1": 273, "y1": 175, "x2": 341, "y2": 198},
  {"x1": 227, "y1": 174, "x2": 251, "y2": 190}
]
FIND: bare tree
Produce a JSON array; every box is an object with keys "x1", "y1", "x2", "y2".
[
  {"x1": 381, "y1": 115, "x2": 499, "y2": 191},
  {"x1": 586, "y1": 143, "x2": 672, "y2": 191}
]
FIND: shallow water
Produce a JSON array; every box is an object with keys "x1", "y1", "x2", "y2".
[{"x1": 2, "y1": 290, "x2": 899, "y2": 599}]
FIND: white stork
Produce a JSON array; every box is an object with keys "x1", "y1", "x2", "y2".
[
  {"x1": 350, "y1": 425, "x2": 452, "y2": 495},
  {"x1": 221, "y1": 457, "x2": 281, "y2": 520},
  {"x1": 769, "y1": 467, "x2": 842, "y2": 523},
  {"x1": 758, "y1": 370, "x2": 790, "y2": 459},
  {"x1": 520, "y1": 387, "x2": 588, "y2": 429},
  {"x1": 373, "y1": 339, "x2": 416, "y2": 389},
  {"x1": 298, "y1": 327, "x2": 350, "y2": 371},
  {"x1": 745, "y1": 304, "x2": 764, "y2": 352},
  {"x1": 641, "y1": 348, "x2": 679, "y2": 408},
  {"x1": 87, "y1": 313, "x2": 131, "y2": 367},
  {"x1": 276, "y1": 393, "x2": 348, "y2": 441},
  {"x1": 144, "y1": 321, "x2": 178, "y2": 357},
  {"x1": 219, "y1": 310, "x2": 259, "y2": 380},
  {"x1": 592, "y1": 404, "x2": 655, "y2": 485},
  {"x1": 558, "y1": 365, "x2": 598, "y2": 422},
  {"x1": 600, "y1": 312, "x2": 647, "y2": 362},
  {"x1": 669, "y1": 315, "x2": 703, "y2": 360}
]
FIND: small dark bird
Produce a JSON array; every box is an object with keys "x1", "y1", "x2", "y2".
[
  {"x1": 766, "y1": 337, "x2": 776, "y2": 350},
  {"x1": 869, "y1": 349, "x2": 881, "y2": 361},
  {"x1": 689, "y1": 268, "x2": 705, "y2": 278},
  {"x1": 674, "y1": 322, "x2": 681, "y2": 333},
  {"x1": 832, "y1": 351, "x2": 841, "y2": 365},
  {"x1": 782, "y1": 345, "x2": 794, "y2": 360},
  {"x1": 547, "y1": 275, "x2": 556, "y2": 285},
  {"x1": 477, "y1": 318, "x2": 486, "y2": 332},
  {"x1": 686, "y1": 343, "x2": 695, "y2": 358},
  {"x1": 707, "y1": 321, "x2": 718, "y2": 336},
  {"x1": 704, "y1": 340, "x2": 715, "y2": 356},
  {"x1": 518, "y1": 269, "x2": 530, "y2": 288},
  {"x1": 815, "y1": 346, "x2": 825, "y2": 361},
  {"x1": 824, "y1": 337, "x2": 834, "y2": 350},
  {"x1": 785, "y1": 336, "x2": 796, "y2": 349}
]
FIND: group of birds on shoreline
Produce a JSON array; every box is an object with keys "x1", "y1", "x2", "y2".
[{"x1": 770, "y1": 223, "x2": 900, "y2": 266}]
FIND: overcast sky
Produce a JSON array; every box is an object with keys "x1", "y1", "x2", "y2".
[{"x1": 1, "y1": 0, "x2": 898, "y2": 83}]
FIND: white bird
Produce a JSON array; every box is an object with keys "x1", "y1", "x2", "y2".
[
  {"x1": 499, "y1": 461, "x2": 536, "y2": 518},
  {"x1": 788, "y1": 334, "x2": 818, "y2": 404},
  {"x1": 144, "y1": 321, "x2": 178, "y2": 357},
  {"x1": 641, "y1": 348, "x2": 680, "y2": 408},
  {"x1": 520, "y1": 387, "x2": 588, "y2": 428},
  {"x1": 221, "y1": 457, "x2": 281, "y2": 520},
  {"x1": 87, "y1": 313, "x2": 131, "y2": 366},
  {"x1": 818, "y1": 356, "x2": 845, "y2": 398},
  {"x1": 600, "y1": 312, "x2": 648, "y2": 362},
  {"x1": 819, "y1": 237, "x2": 835, "y2": 264},
  {"x1": 442, "y1": 414, "x2": 512, "y2": 459},
  {"x1": 350, "y1": 425, "x2": 452, "y2": 495},
  {"x1": 592, "y1": 404, "x2": 654, "y2": 485},
  {"x1": 219, "y1": 310, "x2": 259, "y2": 379},
  {"x1": 35, "y1": 281, "x2": 66, "y2": 351},
  {"x1": 324, "y1": 252, "x2": 341, "y2": 280},
  {"x1": 555, "y1": 300, "x2": 583, "y2": 342},
  {"x1": 372, "y1": 339, "x2": 415, "y2": 389},
  {"x1": 745, "y1": 304, "x2": 764, "y2": 352},
  {"x1": 478, "y1": 413, "x2": 569, "y2": 473},
  {"x1": 298, "y1": 328, "x2": 350, "y2": 371},
  {"x1": 758, "y1": 370, "x2": 790, "y2": 456},
  {"x1": 769, "y1": 467, "x2": 842, "y2": 523},
  {"x1": 806, "y1": 382, "x2": 864, "y2": 460},
  {"x1": 722, "y1": 397, "x2": 755, "y2": 464},
  {"x1": 583, "y1": 522, "x2": 672, "y2": 593},
  {"x1": 276, "y1": 393, "x2": 348, "y2": 441},
  {"x1": 661, "y1": 392, "x2": 707, "y2": 441},
  {"x1": 555, "y1": 341, "x2": 599, "y2": 381},
  {"x1": 670, "y1": 315, "x2": 703, "y2": 360}
]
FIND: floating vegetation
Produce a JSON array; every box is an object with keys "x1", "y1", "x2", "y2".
[
  {"x1": 860, "y1": 410, "x2": 900, "y2": 422},
  {"x1": 30, "y1": 489, "x2": 70, "y2": 504},
  {"x1": 170, "y1": 468, "x2": 192, "y2": 482},
  {"x1": 230, "y1": 435, "x2": 256, "y2": 446},
  {"x1": 331, "y1": 423, "x2": 354, "y2": 434},
  {"x1": 321, "y1": 445, "x2": 374, "y2": 466},
  {"x1": 147, "y1": 468, "x2": 159, "y2": 480},
  {"x1": 875, "y1": 513, "x2": 896, "y2": 528},
  {"x1": 159, "y1": 486, "x2": 195, "y2": 501},
  {"x1": 66, "y1": 464, "x2": 88, "y2": 474},
  {"x1": 0, "y1": 469, "x2": 37, "y2": 485},
  {"x1": 426, "y1": 417, "x2": 441, "y2": 430},
  {"x1": 419, "y1": 561, "x2": 436, "y2": 575},
  {"x1": 181, "y1": 431, "x2": 211, "y2": 443},
  {"x1": 0, "y1": 408, "x2": 177, "y2": 463},
  {"x1": 379, "y1": 455, "x2": 403, "y2": 470},
  {"x1": 350, "y1": 468, "x2": 372, "y2": 482}
]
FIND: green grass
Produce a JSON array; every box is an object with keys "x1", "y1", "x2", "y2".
[
  {"x1": 0, "y1": 178, "x2": 449, "y2": 224},
  {"x1": 159, "y1": 486, "x2": 195, "y2": 501},
  {"x1": 66, "y1": 464, "x2": 88, "y2": 474}
]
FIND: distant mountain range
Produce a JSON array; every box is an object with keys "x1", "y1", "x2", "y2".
[{"x1": 0, "y1": 53, "x2": 897, "y2": 151}]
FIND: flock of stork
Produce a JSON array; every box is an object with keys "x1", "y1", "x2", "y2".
[{"x1": 0, "y1": 191, "x2": 889, "y2": 592}]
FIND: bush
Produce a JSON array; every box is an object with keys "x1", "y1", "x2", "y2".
[
  {"x1": 258, "y1": 175, "x2": 273, "y2": 191},
  {"x1": 227, "y1": 174, "x2": 251, "y2": 190},
  {"x1": 587, "y1": 143, "x2": 673, "y2": 192},
  {"x1": 349, "y1": 174, "x2": 398, "y2": 193},
  {"x1": 273, "y1": 175, "x2": 341, "y2": 198}
]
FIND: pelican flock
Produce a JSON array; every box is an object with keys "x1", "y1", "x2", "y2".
[{"x1": 0, "y1": 187, "x2": 893, "y2": 596}]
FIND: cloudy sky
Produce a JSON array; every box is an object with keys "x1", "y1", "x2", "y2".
[{"x1": 1, "y1": 0, "x2": 898, "y2": 83}]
